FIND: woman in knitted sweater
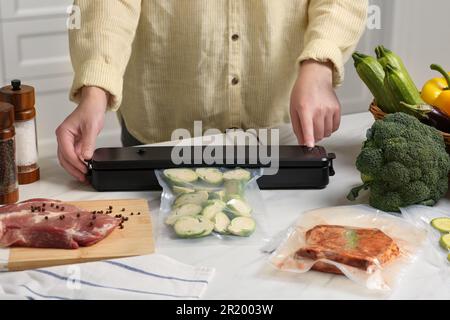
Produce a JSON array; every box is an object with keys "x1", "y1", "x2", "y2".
[{"x1": 56, "y1": 0, "x2": 368, "y2": 181}]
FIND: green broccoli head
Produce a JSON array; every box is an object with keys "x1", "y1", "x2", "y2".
[{"x1": 349, "y1": 112, "x2": 450, "y2": 212}]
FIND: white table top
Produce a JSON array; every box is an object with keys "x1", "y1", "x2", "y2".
[{"x1": 18, "y1": 112, "x2": 450, "y2": 300}]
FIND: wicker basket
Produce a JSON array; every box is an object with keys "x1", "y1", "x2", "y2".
[{"x1": 369, "y1": 101, "x2": 450, "y2": 148}]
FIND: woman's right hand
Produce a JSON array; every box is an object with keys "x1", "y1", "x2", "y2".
[{"x1": 56, "y1": 86, "x2": 108, "y2": 182}]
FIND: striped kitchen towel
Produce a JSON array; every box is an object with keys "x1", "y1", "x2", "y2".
[{"x1": 0, "y1": 254, "x2": 214, "y2": 300}]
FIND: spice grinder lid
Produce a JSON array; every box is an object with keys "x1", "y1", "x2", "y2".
[
  {"x1": 0, "y1": 102, "x2": 15, "y2": 139},
  {"x1": 0, "y1": 80, "x2": 35, "y2": 115},
  {"x1": 0, "y1": 102, "x2": 14, "y2": 130}
]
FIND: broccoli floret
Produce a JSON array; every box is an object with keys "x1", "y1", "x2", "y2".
[{"x1": 348, "y1": 112, "x2": 450, "y2": 212}]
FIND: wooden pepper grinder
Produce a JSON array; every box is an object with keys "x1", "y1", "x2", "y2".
[
  {"x1": 0, "y1": 102, "x2": 19, "y2": 204},
  {"x1": 0, "y1": 80, "x2": 40, "y2": 184}
]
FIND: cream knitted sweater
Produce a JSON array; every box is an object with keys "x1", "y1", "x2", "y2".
[{"x1": 69, "y1": 0, "x2": 368, "y2": 143}]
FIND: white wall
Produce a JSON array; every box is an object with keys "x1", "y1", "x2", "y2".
[
  {"x1": 0, "y1": 0, "x2": 121, "y2": 158},
  {"x1": 1, "y1": 0, "x2": 449, "y2": 157}
]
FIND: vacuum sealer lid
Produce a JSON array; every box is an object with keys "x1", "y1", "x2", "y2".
[{"x1": 89, "y1": 145, "x2": 335, "y2": 170}]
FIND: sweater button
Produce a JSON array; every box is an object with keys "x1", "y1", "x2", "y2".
[
  {"x1": 231, "y1": 34, "x2": 239, "y2": 41},
  {"x1": 231, "y1": 77, "x2": 239, "y2": 85}
]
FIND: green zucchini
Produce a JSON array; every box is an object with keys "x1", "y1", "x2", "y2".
[
  {"x1": 431, "y1": 217, "x2": 450, "y2": 233},
  {"x1": 195, "y1": 168, "x2": 223, "y2": 185},
  {"x1": 173, "y1": 216, "x2": 214, "y2": 238},
  {"x1": 226, "y1": 198, "x2": 252, "y2": 217},
  {"x1": 201, "y1": 200, "x2": 226, "y2": 220},
  {"x1": 223, "y1": 169, "x2": 251, "y2": 182},
  {"x1": 174, "y1": 191, "x2": 209, "y2": 207},
  {"x1": 227, "y1": 217, "x2": 256, "y2": 237},
  {"x1": 352, "y1": 52, "x2": 397, "y2": 113},
  {"x1": 209, "y1": 190, "x2": 226, "y2": 201},
  {"x1": 172, "y1": 186, "x2": 195, "y2": 195},
  {"x1": 213, "y1": 211, "x2": 231, "y2": 234},
  {"x1": 164, "y1": 168, "x2": 198, "y2": 186},
  {"x1": 384, "y1": 63, "x2": 425, "y2": 107},
  {"x1": 375, "y1": 45, "x2": 417, "y2": 91},
  {"x1": 224, "y1": 180, "x2": 245, "y2": 197},
  {"x1": 166, "y1": 203, "x2": 203, "y2": 225},
  {"x1": 439, "y1": 233, "x2": 450, "y2": 250}
]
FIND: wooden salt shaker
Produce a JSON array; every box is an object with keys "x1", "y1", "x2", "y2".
[{"x1": 0, "y1": 80, "x2": 40, "y2": 184}]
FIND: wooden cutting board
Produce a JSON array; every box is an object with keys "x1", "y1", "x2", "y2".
[{"x1": 5, "y1": 199, "x2": 154, "y2": 271}]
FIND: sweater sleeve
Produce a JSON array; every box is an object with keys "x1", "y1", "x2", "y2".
[
  {"x1": 297, "y1": 0, "x2": 368, "y2": 87},
  {"x1": 69, "y1": 0, "x2": 141, "y2": 110}
]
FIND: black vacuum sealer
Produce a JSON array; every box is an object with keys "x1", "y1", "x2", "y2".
[{"x1": 86, "y1": 145, "x2": 335, "y2": 191}]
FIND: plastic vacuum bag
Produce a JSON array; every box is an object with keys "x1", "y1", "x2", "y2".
[
  {"x1": 400, "y1": 205, "x2": 450, "y2": 269},
  {"x1": 269, "y1": 205, "x2": 427, "y2": 291},
  {"x1": 155, "y1": 167, "x2": 268, "y2": 246}
]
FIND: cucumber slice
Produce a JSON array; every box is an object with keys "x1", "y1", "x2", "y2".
[
  {"x1": 164, "y1": 168, "x2": 198, "y2": 185},
  {"x1": 165, "y1": 203, "x2": 203, "y2": 225},
  {"x1": 213, "y1": 211, "x2": 231, "y2": 234},
  {"x1": 431, "y1": 217, "x2": 450, "y2": 233},
  {"x1": 227, "y1": 217, "x2": 256, "y2": 237},
  {"x1": 174, "y1": 191, "x2": 209, "y2": 207},
  {"x1": 223, "y1": 169, "x2": 251, "y2": 181},
  {"x1": 173, "y1": 216, "x2": 214, "y2": 238},
  {"x1": 439, "y1": 233, "x2": 450, "y2": 250},
  {"x1": 201, "y1": 200, "x2": 226, "y2": 220},
  {"x1": 209, "y1": 190, "x2": 226, "y2": 201},
  {"x1": 195, "y1": 168, "x2": 223, "y2": 185},
  {"x1": 172, "y1": 186, "x2": 195, "y2": 195},
  {"x1": 226, "y1": 198, "x2": 252, "y2": 217}
]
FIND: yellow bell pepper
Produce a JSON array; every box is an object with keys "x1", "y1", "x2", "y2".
[{"x1": 421, "y1": 64, "x2": 450, "y2": 116}]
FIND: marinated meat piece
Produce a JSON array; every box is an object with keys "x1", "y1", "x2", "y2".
[
  {"x1": 0, "y1": 199, "x2": 120, "y2": 249},
  {"x1": 295, "y1": 225, "x2": 400, "y2": 274}
]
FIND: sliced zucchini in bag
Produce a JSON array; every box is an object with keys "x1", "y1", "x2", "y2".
[
  {"x1": 201, "y1": 200, "x2": 226, "y2": 220},
  {"x1": 174, "y1": 191, "x2": 209, "y2": 207},
  {"x1": 439, "y1": 233, "x2": 450, "y2": 250},
  {"x1": 223, "y1": 169, "x2": 251, "y2": 181},
  {"x1": 227, "y1": 217, "x2": 256, "y2": 237},
  {"x1": 224, "y1": 179, "x2": 245, "y2": 196},
  {"x1": 213, "y1": 211, "x2": 231, "y2": 234},
  {"x1": 431, "y1": 217, "x2": 450, "y2": 233},
  {"x1": 174, "y1": 216, "x2": 214, "y2": 238},
  {"x1": 172, "y1": 186, "x2": 195, "y2": 195},
  {"x1": 165, "y1": 203, "x2": 203, "y2": 225},
  {"x1": 164, "y1": 168, "x2": 198, "y2": 185},
  {"x1": 226, "y1": 198, "x2": 252, "y2": 217},
  {"x1": 209, "y1": 190, "x2": 226, "y2": 201},
  {"x1": 196, "y1": 168, "x2": 223, "y2": 185}
]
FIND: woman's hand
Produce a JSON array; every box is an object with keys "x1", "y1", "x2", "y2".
[
  {"x1": 55, "y1": 86, "x2": 108, "y2": 182},
  {"x1": 290, "y1": 59, "x2": 341, "y2": 147}
]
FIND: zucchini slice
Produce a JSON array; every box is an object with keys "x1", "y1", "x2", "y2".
[
  {"x1": 174, "y1": 191, "x2": 209, "y2": 207},
  {"x1": 201, "y1": 200, "x2": 226, "y2": 221},
  {"x1": 431, "y1": 217, "x2": 450, "y2": 233},
  {"x1": 227, "y1": 217, "x2": 256, "y2": 237},
  {"x1": 439, "y1": 233, "x2": 450, "y2": 250},
  {"x1": 213, "y1": 211, "x2": 231, "y2": 234},
  {"x1": 174, "y1": 216, "x2": 214, "y2": 238},
  {"x1": 195, "y1": 168, "x2": 223, "y2": 185},
  {"x1": 164, "y1": 168, "x2": 198, "y2": 185},
  {"x1": 223, "y1": 169, "x2": 251, "y2": 182},
  {"x1": 209, "y1": 190, "x2": 226, "y2": 201},
  {"x1": 172, "y1": 186, "x2": 195, "y2": 195},
  {"x1": 224, "y1": 180, "x2": 245, "y2": 197},
  {"x1": 165, "y1": 203, "x2": 203, "y2": 225},
  {"x1": 226, "y1": 198, "x2": 252, "y2": 217}
]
